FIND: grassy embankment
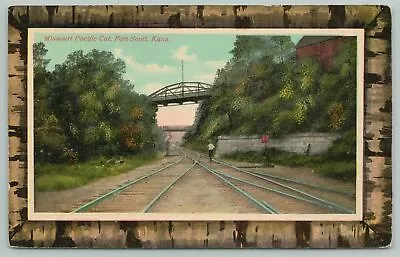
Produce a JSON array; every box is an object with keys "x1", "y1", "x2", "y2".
[
  {"x1": 184, "y1": 131, "x2": 356, "y2": 182},
  {"x1": 35, "y1": 151, "x2": 163, "y2": 191},
  {"x1": 182, "y1": 140, "x2": 209, "y2": 154},
  {"x1": 224, "y1": 149, "x2": 355, "y2": 181}
]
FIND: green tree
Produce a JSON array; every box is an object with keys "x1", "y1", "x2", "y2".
[
  {"x1": 48, "y1": 50, "x2": 127, "y2": 158},
  {"x1": 198, "y1": 36, "x2": 295, "y2": 138},
  {"x1": 34, "y1": 48, "x2": 160, "y2": 162},
  {"x1": 33, "y1": 42, "x2": 69, "y2": 162},
  {"x1": 319, "y1": 39, "x2": 357, "y2": 131},
  {"x1": 190, "y1": 36, "x2": 357, "y2": 141}
]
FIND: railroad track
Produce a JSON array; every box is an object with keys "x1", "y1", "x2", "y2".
[
  {"x1": 71, "y1": 149, "x2": 355, "y2": 214},
  {"x1": 248, "y1": 170, "x2": 355, "y2": 197},
  {"x1": 182, "y1": 149, "x2": 355, "y2": 214},
  {"x1": 71, "y1": 154, "x2": 194, "y2": 213}
]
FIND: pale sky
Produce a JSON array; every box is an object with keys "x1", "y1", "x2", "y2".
[{"x1": 34, "y1": 31, "x2": 301, "y2": 126}]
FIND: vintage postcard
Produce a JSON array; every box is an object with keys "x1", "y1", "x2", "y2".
[
  {"x1": 28, "y1": 28, "x2": 363, "y2": 221},
  {"x1": 9, "y1": 5, "x2": 392, "y2": 248}
]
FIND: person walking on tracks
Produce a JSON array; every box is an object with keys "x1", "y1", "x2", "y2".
[
  {"x1": 165, "y1": 134, "x2": 172, "y2": 156},
  {"x1": 207, "y1": 141, "x2": 215, "y2": 163}
]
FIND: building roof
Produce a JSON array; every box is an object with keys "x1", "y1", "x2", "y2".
[{"x1": 295, "y1": 36, "x2": 340, "y2": 48}]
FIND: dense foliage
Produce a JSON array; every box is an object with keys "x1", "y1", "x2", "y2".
[
  {"x1": 186, "y1": 36, "x2": 357, "y2": 141},
  {"x1": 33, "y1": 43, "x2": 163, "y2": 163}
]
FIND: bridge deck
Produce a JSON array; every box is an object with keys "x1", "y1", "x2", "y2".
[{"x1": 152, "y1": 92, "x2": 211, "y2": 105}]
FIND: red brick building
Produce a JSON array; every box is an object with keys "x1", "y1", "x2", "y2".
[{"x1": 295, "y1": 36, "x2": 344, "y2": 70}]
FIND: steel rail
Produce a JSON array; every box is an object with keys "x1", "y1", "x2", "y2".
[
  {"x1": 71, "y1": 155, "x2": 187, "y2": 213},
  {"x1": 184, "y1": 149, "x2": 352, "y2": 197},
  {"x1": 212, "y1": 158, "x2": 353, "y2": 214},
  {"x1": 211, "y1": 168, "x2": 344, "y2": 213},
  {"x1": 186, "y1": 154, "x2": 278, "y2": 214},
  {"x1": 262, "y1": 201, "x2": 279, "y2": 214},
  {"x1": 142, "y1": 158, "x2": 199, "y2": 213},
  {"x1": 247, "y1": 171, "x2": 354, "y2": 197}
]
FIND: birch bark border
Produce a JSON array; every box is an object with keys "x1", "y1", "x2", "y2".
[{"x1": 8, "y1": 5, "x2": 392, "y2": 248}]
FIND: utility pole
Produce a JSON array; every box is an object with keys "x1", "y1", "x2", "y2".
[
  {"x1": 181, "y1": 60, "x2": 184, "y2": 96},
  {"x1": 181, "y1": 60, "x2": 184, "y2": 83}
]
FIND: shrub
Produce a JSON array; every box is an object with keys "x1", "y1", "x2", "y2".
[
  {"x1": 60, "y1": 148, "x2": 79, "y2": 164},
  {"x1": 36, "y1": 174, "x2": 83, "y2": 191},
  {"x1": 326, "y1": 129, "x2": 356, "y2": 160},
  {"x1": 270, "y1": 110, "x2": 298, "y2": 137},
  {"x1": 182, "y1": 140, "x2": 209, "y2": 154},
  {"x1": 316, "y1": 161, "x2": 356, "y2": 181},
  {"x1": 35, "y1": 151, "x2": 161, "y2": 191}
]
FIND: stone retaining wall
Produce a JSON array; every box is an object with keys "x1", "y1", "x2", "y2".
[{"x1": 215, "y1": 133, "x2": 341, "y2": 156}]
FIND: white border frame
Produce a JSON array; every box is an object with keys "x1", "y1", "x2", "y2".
[{"x1": 27, "y1": 28, "x2": 364, "y2": 221}]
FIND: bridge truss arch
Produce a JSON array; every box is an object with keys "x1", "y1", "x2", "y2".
[{"x1": 148, "y1": 81, "x2": 212, "y2": 106}]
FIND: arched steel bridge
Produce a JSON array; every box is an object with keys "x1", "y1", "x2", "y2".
[
  {"x1": 159, "y1": 125, "x2": 192, "y2": 132},
  {"x1": 148, "y1": 81, "x2": 212, "y2": 106}
]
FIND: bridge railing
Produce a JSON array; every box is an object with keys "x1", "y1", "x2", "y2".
[
  {"x1": 153, "y1": 87, "x2": 209, "y2": 97},
  {"x1": 149, "y1": 81, "x2": 212, "y2": 98}
]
